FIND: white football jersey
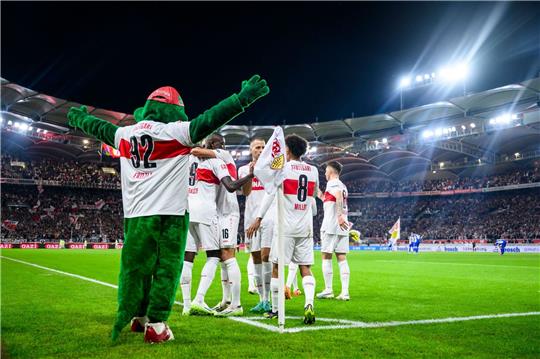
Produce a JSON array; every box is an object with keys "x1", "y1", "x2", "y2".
[
  {"x1": 281, "y1": 160, "x2": 319, "y2": 237},
  {"x1": 321, "y1": 178, "x2": 349, "y2": 235},
  {"x1": 238, "y1": 164, "x2": 268, "y2": 227},
  {"x1": 187, "y1": 155, "x2": 229, "y2": 224},
  {"x1": 114, "y1": 120, "x2": 194, "y2": 218},
  {"x1": 214, "y1": 149, "x2": 240, "y2": 216}
]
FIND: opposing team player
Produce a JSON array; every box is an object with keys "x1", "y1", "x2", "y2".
[
  {"x1": 238, "y1": 138, "x2": 274, "y2": 314},
  {"x1": 190, "y1": 134, "x2": 245, "y2": 316},
  {"x1": 246, "y1": 134, "x2": 319, "y2": 324},
  {"x1": 496, "y1": 239, "x2": 507, "y2": 255},
  {"x1": 316, "y1": 161, "x2": 351, "y2": 301},
  {"x1": 180, "y1": 140, "x2": 253, "y2": 316}
]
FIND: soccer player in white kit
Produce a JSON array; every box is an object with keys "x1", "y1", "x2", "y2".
[
  {"x1": 316, "y1": 161, "x2": 351, "y2": 301},
  {"x1": 180, "y1": 140, "x2": 253, "y2": 316},
  {"x1": 246, "y1": 135, "x2": 319, "y2": 324},
  {"x1": 238, "y1": 138, "x2": 275, "y2": 314},
  {"x1": 191, "y1": 134, "x2": 246, "y2": 316}
]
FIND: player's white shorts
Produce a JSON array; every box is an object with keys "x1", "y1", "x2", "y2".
[
  {"x1": 249, "y1": 219, "x2": 274, "y2": 252},
  {"x1": 321, "y1": 231, "x2": 349, "y2": 254},
  {"x1": 219, "y1": 214, "x2": 239, "y2": 249},
  {"x1": 270, "y1": 235, "x2": 314, "y2": 266},
  {"x1": 186, "y1": 219, "x2": 219, "y2": 253}
]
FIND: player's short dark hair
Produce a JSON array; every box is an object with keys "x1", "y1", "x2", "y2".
[
  {"x1": 285, "y1": 134, "x2": 308, "y2": 159},
  {"x1": 250, "y1": 137, "x2": 265, "y2": 144},
  {"x1": 327, "y1": 161, "x2": 343, "y2": 174}
]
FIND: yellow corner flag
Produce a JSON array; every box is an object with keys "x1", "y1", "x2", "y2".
[{"x1": 388, "y1": 217, "x2": 401, "y2": 241}]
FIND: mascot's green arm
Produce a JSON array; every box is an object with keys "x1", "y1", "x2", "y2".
[
  {"x1": 188, "y1": 94, "x2": 244, "y2": 144},
  {"x1": 68, "y1": 107, "x2": 118, "y2": 147}
]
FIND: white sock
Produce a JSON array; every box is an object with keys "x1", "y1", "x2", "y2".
[
  {"x1": 262, "y1": 262, "x2": 272, "y2": 302},
  {"x1": 253, "y1": 263, "x2": 263, "y2": 302},
  {"x1": 194, "y1": 257, "x2": 219, "y2": 304},
  {"x1": 247, "y1": 256, "x2": 255, "y2": 289},
  {"x1": 270, "y1": 277, "x2": 279, "y2": 312},
  {"x1": 286, "y1": 262, "x2": 298, "y2": 288},
  {"x1": 220, "y1": 262, "x2": 231, "y2": 304},
  {"x1": 224, "y1": 258, "x2": 241, "y2": 308},
  {"x1": 180, "y1": 261, "x2": 193, "y2": 308},
  {"x1": 302, "y1": 275, "x2": 316, "y2": 307},
  {"x1": 338, "y1": 260, "x2": 350, "y2": 296},
  {"x1": 322, "y1": 259, "x2": 333, "y2": 292}
]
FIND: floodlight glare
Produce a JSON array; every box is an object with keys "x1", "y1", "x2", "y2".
[
  {"x1": 439, "y1": 162, "x2": 445, "y2": 168},
  {"x1": 37, "y1": 129, "x2": 42, "y2": 133},
  {"x1": 461, "y1": 125, "x2": 466, "y2": 130},
  {"x1": 415, "y1": 75, "x2": 423, "y2": 83},
  {"x1": 514, "y1": 152, "x2": 520, "y2": 158},
  {"x1": 470, "y1": 123, "x2": 476, "y2": 128},
  {"x1": 451, "y1": 127, "x2": 456, "y2": 132},
  {"x1": 399, "y1": 77, "x2": 411, "y2": 88},
  {"x1": 231, "y1": 150, "x2": 237, "y2": 156},
  {"x1": 382, "y1": 138, "x2": 388, "y2": 144},
  {"x1": 20, "y1": 123, "x2": 29, "y2": 131},
  {"x1": 14, "y1": 122, "x2": 21, "y2": 128},
  {"x1": 7, "y1": 120, "x2": 13, "y2": 126},
  {"x1": 424, "y1": 74, "x2": 430, "y2": 80},
  {"x1": 455, "y1": 63, "x2": 469, "y2": 80},
  {"x1": 43, "y1": 130, "x2": 48, "y2": 134},
  {"x1": 241, "y1": 150, "x2": 250, "y2": 156},
  {"x1": 435, "y1": 128, "x2": 443, "y2": 137},
  {"x1": 83, "y1": 139, "x2": 89, "y2": 144},
  {"x1": 422, "y1": 130, "x2": 433, "y2": 139}
]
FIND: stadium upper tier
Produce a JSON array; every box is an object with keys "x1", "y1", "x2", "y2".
[{"x1": 1, "y1": 77, "x2": 539, "y2": 181}]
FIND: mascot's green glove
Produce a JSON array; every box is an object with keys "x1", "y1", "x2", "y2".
[
  {"x1": 237, "y1": 74, "x2": 270, "y2": 108},
  {"x1": 67, "y1": 105, "x2": 119, "y2": 147}
]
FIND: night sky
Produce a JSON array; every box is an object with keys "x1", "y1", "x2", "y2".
[{"x1": 2, "y1": 2, "x2": 539, "y2": 125}]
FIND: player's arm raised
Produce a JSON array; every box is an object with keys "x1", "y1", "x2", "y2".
[
  {"x1": 67, "y1": 106, "x2": 119, "y2": 147},
  {"x1": 188, "y1": 75, "x2": 270, "y2": 144}
]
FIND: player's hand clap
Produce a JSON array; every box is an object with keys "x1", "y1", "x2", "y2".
[{"x1": 246, "y1": 217, "x2": 262, "y2": 239}]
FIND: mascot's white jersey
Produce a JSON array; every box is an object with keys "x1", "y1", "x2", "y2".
[{"x1": 114, "y1": 120, "x2": 194, "y2": 218}]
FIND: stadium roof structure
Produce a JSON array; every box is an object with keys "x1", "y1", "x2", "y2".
[{"x1": 1, "y1": 77, "x2": 539, "y2": 181}]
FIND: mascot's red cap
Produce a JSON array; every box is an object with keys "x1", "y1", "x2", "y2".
[{"x1": 147, "y1": 86, "x2": 184, "y2": 107}]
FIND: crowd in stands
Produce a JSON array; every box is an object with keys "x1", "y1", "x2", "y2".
[
  {"x1": 347, "y1": 188, "x2": 540, "y2": 241},
  {"x1": 1, "y1": 154, "x2": 539, "y2": 243},
  {"x1": 2, "y1": 155, "x2": 539, "y2": 194},
  {"x1": 1, "y1": 155, "x2": 120, "y2": 188}
]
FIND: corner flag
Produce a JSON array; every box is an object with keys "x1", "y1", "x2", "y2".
[
  {"x1": 389, "y1": 217, "x2": 401, "y2": 242},
  {"x1": 253, "y1": 126, "x2": 287, "y2": 332},
  {"x1": 254, "y1": 126, "x2": 286, "y2": 195}
]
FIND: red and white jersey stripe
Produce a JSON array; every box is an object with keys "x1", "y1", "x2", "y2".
[
  {"x1": 214, "y1": 149, "x2": 240, "y2": 216},
  {"x1": 321, "y1": 178, "x2": 348, "y2": 235},
  {"x1": 281, "y1": 160, "x2": 319, "y2": 237},
  {"x1": 114, "y1": 120, "x2": 195, "y2": 218},
  {"x1": 238, "y1": 164, "x2": 268, "y2": 227},
  {"x1": 187, "y1": 155, "x2": 230, "y2": 224}
]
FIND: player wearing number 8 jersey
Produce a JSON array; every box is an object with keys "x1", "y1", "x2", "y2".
[{"x1": 246, "y1": 134, "x2": 319, "y2": 324}]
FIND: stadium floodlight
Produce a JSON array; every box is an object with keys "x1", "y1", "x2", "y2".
[
  {"x1": 470, "y1": 123, "x2": 476, "y2": 129},
  {"x1": 439, "y1": 162, "x2": 445, "y2": 168},
  {"x1": 514, "y1": 152, "x2": 520, "y2": 158},
  {"x1": 451, "y1": 126, "x2": 456, "y2": 132},
  {"x1": 415, "y1": 75, "x2": 423, "y2": 83},
  {"x1": 461, "y1": 125, "x2": 466, "y2": 130},
  {"x1": 374, "y1": 140, "x2": 379, "y2": 145},
  {"x1": 241, "y1": 150, "x2": 250, "y2": 156},
  {"x1": 432, "y1": 170, "x2": 437, "y2": 174},
  {"x1": 399, "y1": 77, "x2": 411, "y2": 88},
  {"x1": 434, "y1": 128, "x2": 443, "y2": 137},
  {"x1": 431, "y1": 72, "x2": 436, "y2": 79},
  {"x1": 230, "y1": 150, "x2": 237, "y2": 156},
  {"x1": 422, "y1": 130, "x2": 433, "y2": 139},
  {"x1": 43, "y1": 130, "x2": 48, "y2": 134},
  {"x1": 454, "y1": 63, "x2": 469, "y2": 80},
  {"x1": 83, "y1": 139, "x2": 89, "y2": 144},
  {"x1": 36, "y1": 129, "x2": 42, "y2": 133},
  {"x1": 20, "y1": 123, "x2": 29, "y2": 131},
  {"x1": 424, "y1": 74, "x2": 430, "y2": 80},
  {"x1": 14, "y1": 122, "x2": 21, "y2": 128},
  {"x1": 28, "y1": 126, "x2": 33, "y2": 131},
  {"x1": 382, "y1": 138, "x2": 388, "y2": 144},
  {"x1": 7, "y1": 120, "x2": 13, "y2": 126}
]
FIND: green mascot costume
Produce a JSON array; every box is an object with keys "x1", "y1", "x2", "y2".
[{"x1": 67, "y1": 75, "x2": 269, "y2": 343}]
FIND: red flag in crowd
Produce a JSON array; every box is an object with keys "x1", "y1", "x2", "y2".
[{"x1": 2, "y1": 220, "x2": 18, "y2": 231}]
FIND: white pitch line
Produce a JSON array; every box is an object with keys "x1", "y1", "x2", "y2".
[{"x1": 3, "y1": 255, "x2": 539, "y2": 334}]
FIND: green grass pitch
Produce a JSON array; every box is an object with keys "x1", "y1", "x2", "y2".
[{"x1": 1, "y1": 249, "x2": 539, "y2": 358}]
